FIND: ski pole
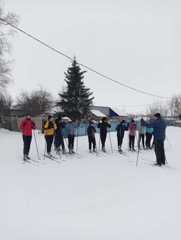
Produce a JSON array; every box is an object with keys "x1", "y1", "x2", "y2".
[
  {"x1": 43, "y1": 138, "x2": 46, "y2": 160},
  {"x1": 136, "y1": 146, "x2": 140, "y2": 166},
  {"x1": 166, "y1": 137, "x2": 173, "y2": 149},
  {"x1": 33, "y1": 131, "x2": 41, "y2": 160},
  {"x1": 98, "y1": 134, "x2": 101, "y2": 151},
  {"x1": 76, "y1": 126, "x2": 79, "y2": 153},
  {"x1": 108, "y1": 130, "x2": 113, "y2": 153},
  {"x1": 135, "y1": 133, "x2": 140, "y2": 166}
]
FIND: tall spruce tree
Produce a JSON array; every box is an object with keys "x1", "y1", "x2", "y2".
[{"x1": 58, "y1": 59, "x2": 94, "y2": 120}]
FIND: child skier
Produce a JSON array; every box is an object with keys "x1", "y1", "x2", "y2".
[
  {"x1": 43, "y1": 115, "x2": 57, "y2": 157},
  {"x1": 87, "y1": 120, "x2": 97, "y2": 152},
  {"x1": 97, "y1": 117, "x2": 111, "y2": 152},
  {"x1": 20, "y1": 114, "x2": 36, "y2": 161},
  {"x1": 137, "y1": 118, "x2": 146, "y2": 150},
  {"x1": 116, "y1": 119, "x2": 128, "y2": 152},
  {"x1": 66, "y1": 119, "x2": 78, "y2": 154},
  {"x1": 54, "y1": 115, "x2": 66, "y2": 154},
  {"x1": 145, "y1": 124, "x2": 153, "y2": 149},
  {"x1": 128, "y1": 118, "x2": 137, "y2": 151}
]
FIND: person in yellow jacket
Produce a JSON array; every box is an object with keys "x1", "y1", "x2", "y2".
[{"x1": 43, "y1": 115, "x2": 57, "y2": 156}]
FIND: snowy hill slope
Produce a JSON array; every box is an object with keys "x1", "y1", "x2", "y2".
[{"x1": 0, "y1": 127, "x2": 181, "y2": 240}]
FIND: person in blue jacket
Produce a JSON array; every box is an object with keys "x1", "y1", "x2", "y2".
[
  {"x1": 87, "y1": 120, "x2": 97, "y2": 152},
  {"x1": 97, "y1": 117, "x2": 111, "y2": 152},
  {"x1": 145, "y1": 125, "x2": 153, "y2": 149},
  {"x1": 147, "y1": 113, "x2": 167, "y2": 166},
  {"x1": 116, "y1": 119, "x2": 128, "y2": 152},
  {"x1": 54, "y1": 115, "x2": 66, "y2": 154},
  {"x1": 66, "y1": 120, "x2": 78, "y2": 154}
]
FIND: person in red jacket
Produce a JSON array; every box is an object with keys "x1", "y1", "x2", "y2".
[{"x1": 20, "y1": 114, "x2": 36, "y2": 160}]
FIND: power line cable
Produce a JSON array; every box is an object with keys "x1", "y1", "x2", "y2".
[{"x1": 0, "y1": 17, "x2": 169, "y2": 99}]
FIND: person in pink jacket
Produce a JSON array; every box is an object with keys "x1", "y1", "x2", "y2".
[
  {"x1": 20, "y1": 115, "x2": 36, "y2": 160},
  {"x1": 128, "y1": 119, "x2": 137, "y2": 151}
]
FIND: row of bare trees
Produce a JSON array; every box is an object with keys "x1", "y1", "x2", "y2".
[
  {"x1": 0, "y1": 5, "x2": 53, "y2": 118},
  {"x1": 0, "y1": 4, "x2": 18, "y2": 119},
  {"x1": 147, "y1": 95, "x2": 181, "y2": 118},
  {"x1": 15, "y1": 88, "x2": 53, "y2": 116}
]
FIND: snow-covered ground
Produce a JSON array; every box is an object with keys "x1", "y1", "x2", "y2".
[{"x1": 1, "y1": 127, "x2": 181, "y2": 240}]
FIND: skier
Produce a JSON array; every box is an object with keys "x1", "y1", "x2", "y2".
[
  {"x1": 66, "y1": 119, "x2": 78, "y2": 154},
  {"x1": 116, "y1": 119, "x2": 128, "y2": 152},
  {"x1": 54, "y1": 115, "x2": 66, "y2": 154},
  {"x1": 87, "y1": 120, "x2": 97, "y2": 152},
  {"x1": 137, "y1": 118, "x2": 146, "y2": 150},
  {"x1": 146, "y1": 113, "x2": 167, "y2": 166},
  {"x1": 20, "y1": 114, "x2": 36, "y2": 161},
  {"x1": 43, "y1": 115, "x2": 57, "y2": 157},
  {"x1": 145, "y1": 124, "x2": 153, "y2": 149},
  {"x1": 97, "y1": 117, "x2": 111, "y2": 152},
  {"x1": 128, "y1": 118, "x2": 137, "y2": 151}
]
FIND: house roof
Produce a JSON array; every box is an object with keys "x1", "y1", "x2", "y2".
[{"x1": 90, "y1": 109, "x2": 106, "y2": 117}]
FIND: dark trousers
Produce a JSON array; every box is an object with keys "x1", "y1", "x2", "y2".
[
  {"x1": 54, "y1": 134, "x2": 65, "y2": 151},
  {"x1": 100, "y1": 133, "x2": 107, "y2": 149},
  {"x1": 117, "y1": 134, "x2": 124, "y2": 148},
  {"x1": 129, "y1": 135, "x2": 135, "y2": 150},
  {"x1": 138, "y1": 134, "x2": 145, "y2": 149},
  {"x1": 154, "y1": 140, "x2": 166, "y2": 165},
  {"x1": 68, "y1": 134, "x2": 75, "y2": 150},
  {"x1": 45, "y1": 135, "x2": 54, "y2": 154},
  {"x1": 23, "y1": 135, "x2": 32, "y2": 155},
  {"x1": 88, "y1": 136, "x2": 96, "y2": 150},
  {"x1": 146, "y1": 133, "x2": 152, "y2": 148}
]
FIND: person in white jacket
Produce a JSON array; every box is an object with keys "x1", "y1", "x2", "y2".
[{"x1": 137, "y1": 118, "x2": 146, "y2": 150}]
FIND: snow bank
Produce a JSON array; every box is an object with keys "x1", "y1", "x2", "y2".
[{"x1": 1, "y1": 127, "x2": 181, "y2": 240}]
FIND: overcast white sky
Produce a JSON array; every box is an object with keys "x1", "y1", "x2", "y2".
[{"x1": 3, "y1": 0, "x2": 181, "y2": 113}]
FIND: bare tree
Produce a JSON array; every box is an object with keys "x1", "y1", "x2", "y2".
[
  {"x1": 146, "y1": 101, "x2": 169, "y2": 117},
  {"x1": 0, "y1": 4, "x2": 18, "y2": 93},
  {"x1": 0, "y1": 92, "x2": 12, "y2": 116},
  {"x1": 169, "y1": 94, "x2": 181, "y2": 117},
  {"x1": 16, "y1": 88, "x2": 53, "y2": 116}
]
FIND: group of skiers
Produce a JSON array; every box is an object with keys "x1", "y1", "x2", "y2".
[{"x1": 20, "y1": 112, "x2": 167, "y2": 166}]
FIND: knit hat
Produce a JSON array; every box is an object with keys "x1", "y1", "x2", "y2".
[
  {"x1": 48, "y1": 115, "x2": 52, "y2": 120},
  {"x1": 154, "y1": 113, "x2": 161, "y2": 119}
]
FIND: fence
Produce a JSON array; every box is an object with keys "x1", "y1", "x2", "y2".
[
  {"x1": 0, "y1": 116, "x2": 180, "y2": 136},
  {"x1": 0, "y1": 116, "x2": 119, "y2": 135}
]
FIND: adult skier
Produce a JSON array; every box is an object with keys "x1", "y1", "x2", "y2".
[
  {"x1": 97, "y1": 117, "x2": 111, "y2": 152},
  {"x1": 116, "y1": 119, "x2": 128, "y2": 152},
  {"x1": 128, "y1": 118, "x2": 137, "y2": 151},
  {"x1": 87, "y1": 120, "x2": 97, "y2": 152},
  {"x1": 54, "y1": 115, "x2": 66, "y2": 154},
  {"x1": 43, "y1": 115, "x2": 57, "y2": 157},
  {"x1": 20, "y1": 114, "x2": 36, "y2": 161},
  {"x1": 146, "y1": 113, "x2": 167, "y2": 166}
]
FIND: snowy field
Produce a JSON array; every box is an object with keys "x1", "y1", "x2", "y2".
[{"x1": 1, "y1": 127, "x2": 181, "y2": 240}]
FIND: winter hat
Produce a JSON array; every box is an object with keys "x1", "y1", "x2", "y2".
[
  {"x1": 154, "y1": 113, "x2": 161, "y2": 119},
  {"x1": 102, "y1": 117, "x2": 107, "y2": 122},
  {"x1": 26, "y1": 113, "x2": 31, "y2": 119},
  {"x1": 89, "y1": 120, "x2": 96, "y2": 124},
  {"x1": 48, "y1": 115, "x2": 52, "y2": 120},
  {"x1": 57, "y1": 114, "x2": 62, "y2": 120}
]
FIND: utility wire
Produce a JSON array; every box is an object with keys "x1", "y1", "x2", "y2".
[{"x1": 0, "y1": 17, "x2": 169, "y2": 99}]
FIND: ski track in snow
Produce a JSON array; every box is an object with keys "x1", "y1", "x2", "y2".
[{"x1": 0, "y1": 127, "x2": 181, "y2": 240}]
